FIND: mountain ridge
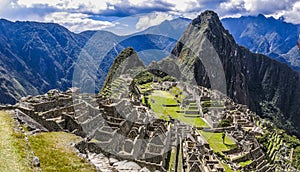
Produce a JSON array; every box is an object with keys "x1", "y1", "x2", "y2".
[
  {"x1": 0, "y1": 17, "x2": 188, "y2": 104},
  {"x1": 222, "y1": 14, "x2": 300, "y2": 72}
]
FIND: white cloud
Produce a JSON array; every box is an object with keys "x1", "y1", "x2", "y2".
[
  {"x1": 1, "y1": 0, "x2": 300, "y2": 34},
  {"x1": 219, "y1": 0, "x2": 297, "y2": 15},
  {"x1": 128, "y1": 0, "x2": 153, "y2": 7},
  {"x1": 17, "y1": 0, "x2": 108, "y2": 13},
  {"x1": 44, "y1": 12, "x2": 115, "y2": 32},
  {"x1": 136, "y1": 12, "x2": 174, "y2": 31},
  {"x1": 164, "y1": 0, "x2": 201, "y2": 13},
  {"x1": 220, "y1": 0, "x2": 244, "y2": 11},
  {"x1": 219, "y1": 0, "x2": 300, "y2": 24},
  {"x1": 0, "y1": 0, "x2": 12, "y2": 16},
  {"x1": 281, "y1": 1, "x2": 300, "y2": 24}
]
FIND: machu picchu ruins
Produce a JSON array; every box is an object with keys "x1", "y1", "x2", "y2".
[{"x1": 1, "y1": 74, "x2": 298, "y2": 171}]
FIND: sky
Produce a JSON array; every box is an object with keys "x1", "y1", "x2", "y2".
[{"x1": 0, "y1": 0, "x2": 299, "y2": 35}]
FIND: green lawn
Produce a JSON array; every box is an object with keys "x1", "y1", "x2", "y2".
[
  {"x1": 199, "y1": 130, "x2": 237, "y2": 153},
  {"x1": 148, "y1": 90, "x2": 208, "y2": 127},
  {"x1": 0, "y1": 111, "x2": 32, "y2": 172},
  {"x1": 28, "y1": 132, "x2": 96, "y2": 172}
]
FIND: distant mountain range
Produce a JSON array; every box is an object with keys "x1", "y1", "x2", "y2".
[
  {"x1": 2, "y1": 14, "x2": 299, "y2": 104},
  {"x1": 222, "y1": 14, "x2": 300, "y2": 72},
  {"x1": 0, "y1": 18, "x2": 189, "y2": 104}
]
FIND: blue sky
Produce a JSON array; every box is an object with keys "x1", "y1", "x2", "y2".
[{"x1": 0, "y1": 0, "x2": 299, "y2": 34}]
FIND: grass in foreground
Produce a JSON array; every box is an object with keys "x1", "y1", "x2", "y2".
[
  {"x1": 148, "y1": 90, "x2": 208, "y2": 127},
  {"x1": 199, "y1": 130, "x2": 237, "y2": 153},
  {"x1": 0, "y1": 111, "x2": 32, "y2": 172},
  {"x1": 28, "y1": 132, "x2": 96, "y2": 172}
]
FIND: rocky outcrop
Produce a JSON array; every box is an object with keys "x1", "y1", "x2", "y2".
[{"x1": 172, "y1": 10, "x2": 300, "y2": 136}]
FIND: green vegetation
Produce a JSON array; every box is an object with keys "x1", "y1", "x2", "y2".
[
  {"x1": 222, "y1": 163, "x2": 234, "y2": 172},
  {"x1": 255, "y1": 117, "x2": 300, "y2": 170},
  {"x1": 258, "y1": 130, "x2": 286, "y2": 162},
  {"x1": 293, "y1": 146, "x2": 300, "y2": 169},
  {"x1": 167, "y1": 147, "x2": 176, "y2": 172},
  {"x1": 265, "y1": 132, "x2": 283, "y2": 161},
  {"x1": 148, "y1": 90, "x2": 208, "y2": 127},
  {"x1": 177, "y1": 138, "x2": 183, "y2": 172},
  {"x1": 162, "y1": 75, "x2": 176, "y2": 82},
  {"x1": 199, "y1": 130, "x2": 237, "y2": 153},
  {"x1": 259, "y1": 101, "x2": 298, "y2": 139},
  {"x1": 282, "y1": 133, "x2": 300, "y2": 169},
  {"x1": 133, "y1": 71, "x2": 156, "y2": 85},
  {"x1": 169, "y1": 87, "x2": 184, "y2": 102},
  {"x1": 139, "y1": 83, "x2": 152, "y2": 93},
  {"x1": 0, "y1": 111, "x2": 31, "y2": 171},
  {"x1": 28, "y1": 132, "x2": 96, "y2": 172},
  {"x1": 219, "y1": 119, "x2": 232, "y2": 127},
  {"x1": 239, "y1": 160, "x2": 253, "y2": 167},
  {"x1": 201, "y1": 100, "x2": 225, "y2": 108}
]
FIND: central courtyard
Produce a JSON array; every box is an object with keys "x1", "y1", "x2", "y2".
[{"x1": 146, "y1": 89, "x2": 209, "y2": 128}]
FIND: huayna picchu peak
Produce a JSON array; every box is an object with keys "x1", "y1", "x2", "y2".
[
  {"x1": 1, "y1": 7, "x2": 300, "y2": 172},
  {"x1": 172, "y1": 10, "x2": 300, "y2": 138},
  {"x1": 192, "y1": 10, "x2": 223, "y2": 29}
]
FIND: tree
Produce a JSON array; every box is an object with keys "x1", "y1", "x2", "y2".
[
  {"x1": 222, "y1": 132, "x2": 226, "y2": 144},
  {"x1": 219, "y1": 119, "x2": 232, "y2": 127}
]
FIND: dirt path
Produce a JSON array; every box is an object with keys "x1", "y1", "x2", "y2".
[{"x1": 0, "y1": 111, "x2": 31, "y2": 172}]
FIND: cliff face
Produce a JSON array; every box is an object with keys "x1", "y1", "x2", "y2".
[{"x1": 172, "y1": 10, "x2": 300, "y2": 136}]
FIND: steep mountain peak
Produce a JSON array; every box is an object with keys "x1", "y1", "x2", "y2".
[
  {"x1": 192, "y1": 10, "x2": 223, "y2": 30},
  {"x1": 187, "y1": 10, "x2": 236, "y2": 51},
  {"x1": 257, "y1": 13, "x2": 266, "y2": 19},
  {"x1": 114, "y1": 47, "x2": 137, "y2": 63},
  {"x1": 172, "y1": 10, "x2": 300, "y2": 137},
  {"x1": 101, "y1": 47, "x2": 144, "y2": 91}
]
